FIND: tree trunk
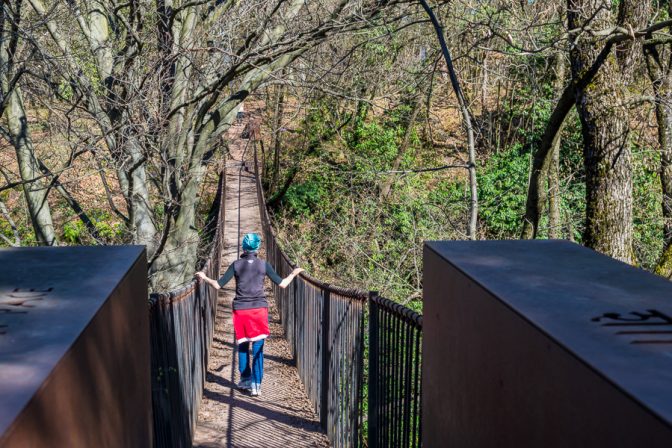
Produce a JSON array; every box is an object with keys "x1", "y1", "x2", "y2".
[
  {"x1": 151, "y1": 51, "x2": 305, "y2": 288},
  {"x1": 149, "y1": 0, "x2": 314, "y2": 288},
  {"x1": 380, "y1": 93, "x2": 423, "y2": 199},
  {"x1": 548, "y1": 54, "x2": 566, "y2": 239},
  {"x1": 567, "y1": 0, "x2": 648, "y2": 263},
  {"x1": 419, "y1": 0, "x2": 478, "y2": 239},
  {"x1": 644, "y1": 16, "x2": 672, "y2": 276},
  {"x1": 1, "y1": 2, "x2": 56, "y2": 245},
  {"x1": 548, "y1": 136, "x2": 562, "y2": 239},
  {"x1": 654, "y1": 90, "x2": 672, "y2": 273},
  {"x1": 0, "y1": 199, "x2": 20, "y2": 246},
  {"x1": 271, "y1": 84, "x2": 285, "y2": 191},
  {"x1": 481, "y1": 52, "x2": 489, "y2": 115},
  {"x1": 521, "y1": 39, "x2": 620, "y2": 239},
  {"x1": 127, "y1": 138, "x2": 158, "y2": 253},
  {"x1": 4, "y1": 88, "x2": 57, "y2": 245}
]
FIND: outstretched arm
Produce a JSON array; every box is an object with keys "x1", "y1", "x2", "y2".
[
  {"x1": 266, "y1": 262, "x2": 304, "y2": 289},
  {"x1": 279, "y1": 267, "x2": 304, "y2": 288},
  {"x1": 195, "y1": 264, "x2": 234, "y2": 290}
]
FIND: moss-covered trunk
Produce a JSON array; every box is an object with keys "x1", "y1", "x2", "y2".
[
  {"x1": 567, "y1": 0, "x2": 648, "y2": 263},
  {"x1": 642, "y1": 7, "x2": 672, "y2": 276},
  {"x1": 0, "y1": 8, "x2": 56, "y2": 246}
]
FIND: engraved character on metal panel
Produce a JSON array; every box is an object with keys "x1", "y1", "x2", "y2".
[
  {"x1": 592, "y1": 309, "x2": 672, "y2": 346},
  {"x1": 0, "y1": 288, "x2": 53, "y2": 309}
]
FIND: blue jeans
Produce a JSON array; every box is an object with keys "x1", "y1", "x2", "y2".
[{"x1": 239, "y1": 339, "x2": 264, "y2": 386}]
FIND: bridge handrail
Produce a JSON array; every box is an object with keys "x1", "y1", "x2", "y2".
[
  {"x1": 148, "y1": 170, "x2": 225, "y2": 448},
  {"x1": 371, "y1": 294, "x2": 423, "y2": 328}
]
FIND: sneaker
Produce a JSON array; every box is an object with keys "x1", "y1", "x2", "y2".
[
  {"x1": 237, "y1": 378, "x2": 252, "y2": 391},
  {"x1": 250, "y1": 384, "x2": 261, "y2": 396}
]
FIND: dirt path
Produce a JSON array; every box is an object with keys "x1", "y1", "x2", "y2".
[{"x1": 193, "y1": 113, "x2": 329, "y2": 448}]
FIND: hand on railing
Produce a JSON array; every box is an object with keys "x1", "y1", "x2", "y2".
[
  {"x1": 279, "y1": 267, "x2": 304, "y2": 288},
  {"x1": 195, "y1": 271, "x2": 221, "y2": 290}
]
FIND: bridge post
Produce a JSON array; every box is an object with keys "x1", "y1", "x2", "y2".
[
  {"x1": 320, "y1": 287, "x2": 331, "y2": 432},
  {"x1": 293, "y1": 279, "x2": 298, "y2": 362},
  {"x1": 367, "y1": 291, "x2": 380, "y2": 448}
]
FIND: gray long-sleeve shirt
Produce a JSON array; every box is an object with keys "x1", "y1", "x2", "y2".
[{"x1": 218, "y1": 252, "x2": 282, "y2": 310}]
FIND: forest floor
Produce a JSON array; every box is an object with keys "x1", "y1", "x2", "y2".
[{"x1": 192, "y1": 108, "x2": 329, "y2": 447}]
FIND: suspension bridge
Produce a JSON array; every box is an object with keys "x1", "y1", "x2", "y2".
[{"x1": 149, "y1": 114, "x2": 423, "y2": 448}]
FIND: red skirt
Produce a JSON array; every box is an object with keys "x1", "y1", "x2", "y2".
[{"x1": 232, "y1": 307, "x2": 269, "y2": 344}]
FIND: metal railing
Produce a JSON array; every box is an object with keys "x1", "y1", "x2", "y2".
[
  {"x1": 253, "y1": 146, "x2": 423, "y2": 447},
  {"x1": 148, "y1": 172, "x2": 225, "y2": 448},
  {"x1": 368, "y1": 294, "x2": 423, "y2": 448}
]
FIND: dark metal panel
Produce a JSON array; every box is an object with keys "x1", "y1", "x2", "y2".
[
  {"x1": 0, "y1": 246, "x2": 150, "y2": 447},
  {"x1": 424, "y1": 240, "x2": 672, "y2": 447}
]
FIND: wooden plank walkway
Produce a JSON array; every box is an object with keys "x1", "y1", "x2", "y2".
[{"x1": 193, "y1": 113, "x2": 329, "y2": 448}]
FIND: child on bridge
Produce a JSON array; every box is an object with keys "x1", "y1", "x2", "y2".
[{"x1": 195, "y1": 232, "x2": 303, "y2": 396}]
